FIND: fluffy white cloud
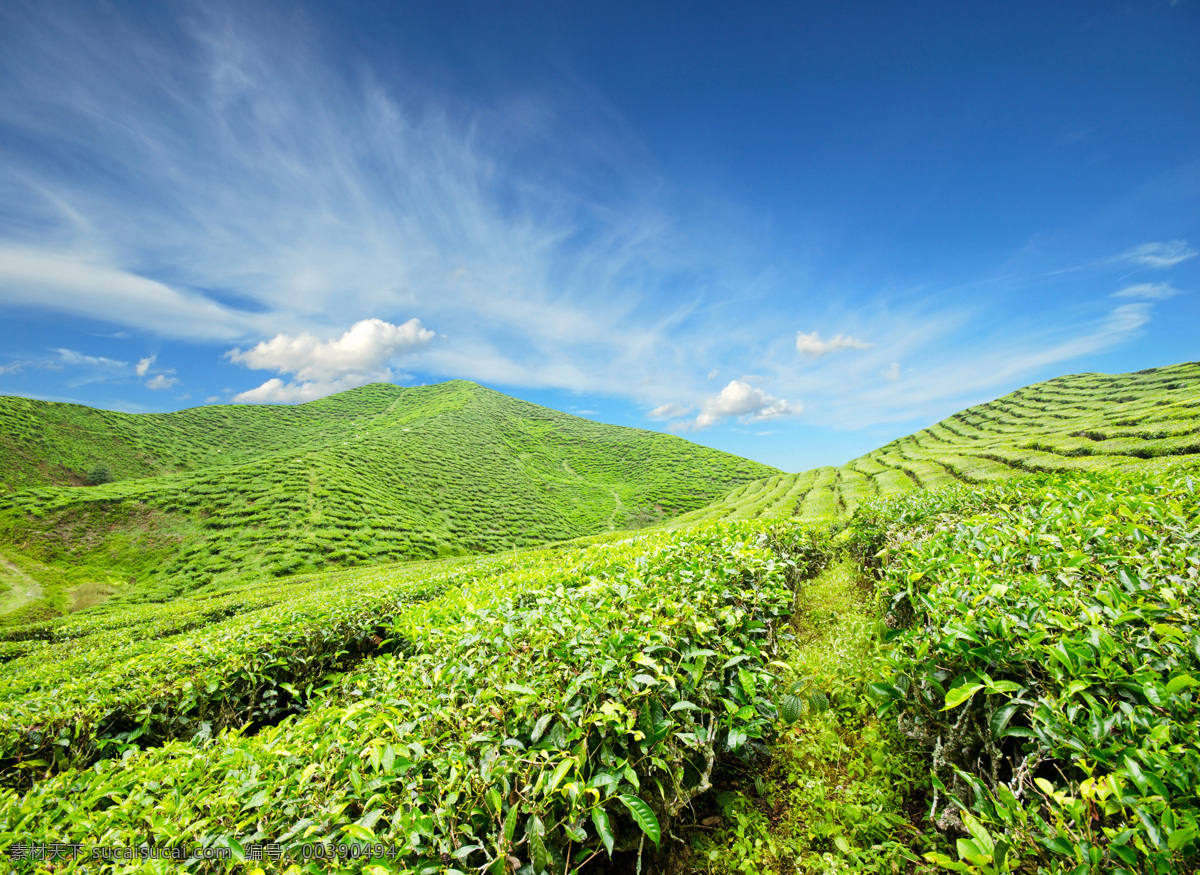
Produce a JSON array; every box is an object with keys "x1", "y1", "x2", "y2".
[
  {"x1": 1112, "y1": 282, "x2": 1182, "y2": 301},
  {"x1": 647, "y1": 402, "x2": 692, "y2": 421},
  {"x1": 1120, "y1": 240, "x2": 1197, "y2": 269},
  {"x1": 136, "y1": 355, "x2": 156, "y2": 376},
  {"x1": 228, "y1": 318, "x2": 435, "y2": 403},
  {"x1": 795, "y1": 330, "x2": 872, "y2": 359},
  {"x1": 230, "y1": 376, "x2": 385, "y2": 404},
  {"x1": 145, "y1": 374, "x2": 180, "y2": 390},
  {"x1": 881, "y1": 362, "x2": 901, "y2": 381},
  {"x1": 691, "y1": 380, "x2": 801, "y2": 430}
]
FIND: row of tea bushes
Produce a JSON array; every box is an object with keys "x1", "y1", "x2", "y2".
[
  {"x1": 857, "y1": 467, "x2": 1200, "y2": 873},
  {"x1": 0, "y1": 557, "x2": 489, "y2": 786},
  {"x1": 0, "y1": 521, "x2": 834, "y2": 873}
]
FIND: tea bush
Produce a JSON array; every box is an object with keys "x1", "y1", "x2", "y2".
[
  {"x1": 0, "y1": 520, "x2": 835, "y2": 873},
  {"x1": 860, "y1": 467, "x2": 1200, "y2": 873}
]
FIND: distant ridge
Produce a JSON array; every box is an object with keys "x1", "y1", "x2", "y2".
[
  {"x1": 0, "y1": 381, "x2": 776, "y2": 614},
  {"x1": 674, "y1": 360, "x2": 1200, "y2": 524}
]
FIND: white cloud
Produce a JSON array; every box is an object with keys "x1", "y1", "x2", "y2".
[
  {"x1": 0, "y1": 7, "x2": 728, "y2": 404},
  {"x1": 0, "y1": 247, "x2": 268, "y2": 340},
  {"x1": 829, "y1": 304, "x2": 1152, "y2": 429},
  {"x1": 795, "y1": 330, "x2": 872, "y2": 359},
  {"x1": 0, "y1": 361, "x2": 27, "y2": 375},
  {"x1": 0, "y1": 4, "x2": 1186, "y2": 432},
  {"x1": 52, "y1": 348, "x2": 128, "y2": 372},
  {"x1": 145, "y1": 374, "x2": 180, "y2": 390},
  {"x1": 1120, "y1": 240, "x2": 1197, "y2": 269},
  {"x1": 230, "y1": 376, "x2": 387, "y2": 404},
  {"x1": 40, "y1": 348, "x2": 132, "y2": 388},
  {"x1": 1112, "y1": 282, "x2": 1182, "y2": 301},
  {"x1": 228, "y1": 317, "x2": 434, "y2": 403},
  {"x1": 646, "y1": 402, "x2": 692, "y2": 421},
  {"x1": 881, "y1": 362, "x2": 901, "y2": 381},
  {"x1": 136, "y1": 355, "x2": 156, "y2": 376},
  {"x1": 690, "y1": 380, "x2": 801, "y2": 430}
]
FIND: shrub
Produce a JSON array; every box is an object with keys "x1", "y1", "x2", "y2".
[{"x1": 83, "y1": 466, "x2": 112, "y2": 486}]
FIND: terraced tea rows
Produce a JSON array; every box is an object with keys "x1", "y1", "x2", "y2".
[
  {"x1": 0, "y1": 382, "x2": 775, "y2": 613},
  {"x1": 672, "y1": 360, "x2": 1200, "y2": 525},
  {"x1": 0, "y1": 519, "x2": 834, "y2": 872},
  {"x1": 1, "y1": 363, "x2": 1198, "y2": 872}
]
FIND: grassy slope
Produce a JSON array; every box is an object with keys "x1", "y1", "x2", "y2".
[
  {"x1": 0, "y1": 381, "x2": 776, "y2": 609},
  {"x1": 673, "y1": 359, "x2": 1200, "y2": 525}
]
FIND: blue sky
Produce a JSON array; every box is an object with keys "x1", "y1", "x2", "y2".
[{"x1": 0, "y1": 0, "x2": 1197, "y2": 471}]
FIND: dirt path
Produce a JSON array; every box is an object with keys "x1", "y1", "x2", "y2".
[
  {"x1": 0, "y1": 552, "x2": 43, "y2": 615},
  {"x1": 559, "y1": 460, "x2": 626, "y2": 530}
]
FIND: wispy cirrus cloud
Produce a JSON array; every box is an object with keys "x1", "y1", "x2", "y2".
[
  {"x1": 51, "y1": 348, "x2": 129, "y2": 373},
  {"x1": 0, "y1": 3, "x2": 726, "y2": 405},
  {"x1": 646, "y1": 402, "x2": 692, "y2": 421},
  {"x1": 1, "y1": 347, "x2": 183, "y2": 391},
  {"x1": 1112, "y1": 282, "x2": 1183, "y2": 301},
  {"x1": 0, "y1": 2, "x2": 1187, "y2": 437},
  {"x1": 0, "y1": 247, "x2": 269, "y2": 341},
  {"x1": 822, "y1": 303, "x2": 1153, "y2": 428},
  {"x1": 1119, "y1": 240, "x2": 1197, "y2": 269}
]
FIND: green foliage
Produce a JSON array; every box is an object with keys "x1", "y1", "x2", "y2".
[
  {"x1": 857, "y1": 467, "x2": 1200, "y2": 873},
  {"x1": 0, "y1": 557, "x2": 472, "y2": 785},
  {"x1": 1, "y1": 363, "x2": 1198, "y2": 873},
  {"x1": 0, "y1": 381, "x2": 776, "y2": 602},
  {"x1": 0, "y1": 519, "x2": 834, "y2": 872},
  {"x1": 83, "y1": 465, "x2": 112, "y2": 486},
  {"x1": 675, "y1": 359, "x2": 1200, "y2": 525},
  {"x1": 687, "y1": 562, "x2": 927, "y2": 874}
]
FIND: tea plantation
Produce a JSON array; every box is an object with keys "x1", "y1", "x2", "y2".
[
  {"x1": 0, "y1": 362, "x2": 1197, "y2": 874},
  {"x1": 0, "y1": 381, "x2": 775, "y2": 618},
  {"x1": 672, "y1": 360, "x2": 1200, "y2": 525}
]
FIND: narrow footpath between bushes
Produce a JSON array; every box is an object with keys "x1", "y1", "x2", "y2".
[{"x1": 682, "y1": 559, "x2": 931, "y2": 875}]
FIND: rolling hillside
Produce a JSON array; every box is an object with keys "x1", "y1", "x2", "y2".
[
  {"x1": 0, "y1": 381, "x2": 776, "y2": 614},
  {"x1": 1, "y1": 365, "x2": 1198, "y2": 872},
  {"x1": 673, "y1": 359, "x2": 1200, "y2": 525}
]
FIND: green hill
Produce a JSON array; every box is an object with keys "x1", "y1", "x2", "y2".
[
  {"x1": 674, "y1": 359, "x2": 1200, "y2": 524},
  {"x1": 0, "y1": 381, "x2": 776, "y2": 614}
]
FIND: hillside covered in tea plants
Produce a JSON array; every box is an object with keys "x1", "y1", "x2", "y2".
[
  {"x1": 0, "y1": 381, "x2": 775, "y2": 616},
  {"x1": 674, "y1": 359, "x2": 1200, "y2": 525},
  {"x1": 1, "y1": 468, "x2": 1197, "y2": 874},
  {"x1": 0, "y1": 362, "x2": 1198, "y2": 873}
]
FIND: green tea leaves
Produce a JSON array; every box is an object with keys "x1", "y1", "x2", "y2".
[{"x1": 617, "y1": 794, "x2": 661, "y2": 847}]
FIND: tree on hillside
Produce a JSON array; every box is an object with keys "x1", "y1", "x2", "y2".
[{"x1": 85, "y1": 465, "x2": 113, "y2": 486}]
